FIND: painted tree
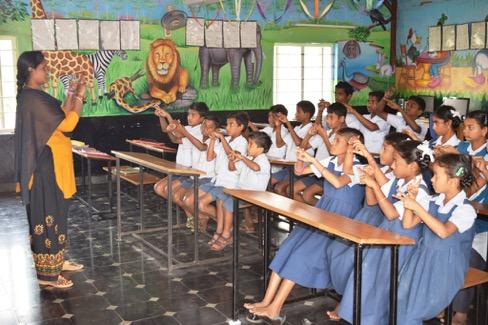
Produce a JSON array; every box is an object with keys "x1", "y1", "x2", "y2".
[
  {"x1": 0, "y1": 0, "x2": 28, "y2": 24},
  {"x1": 296, "y1": 0, "x2": 336, "y2": 22}
]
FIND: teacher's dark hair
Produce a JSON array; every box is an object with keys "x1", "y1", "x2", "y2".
[{"x1": 16, "y1": 51, "x2": 45, "y2": 99}]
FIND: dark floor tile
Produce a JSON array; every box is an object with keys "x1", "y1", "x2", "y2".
[
  {"x1": 131, "y1": 314, "x2": 180, "y2": 325},
  {"x1": 61, "y1": 295, "x2": 109, "y2": 314},
  {"x1": 198, "y1": 286, "x2": 233, "y2": 305},
  {"x1": 104, "y1": 285, "x2": 152, "y2": 306},
  {"x1": 174, "y1": 306, "x2": 227, "y2": 325},
  {"x1": 15, "y1": 302, "x2": 66, "y2": 324},
  {"x1": 144, "y1": 280, "x2": 191, "y2": 299},
  {"x1": 69, "y1": 309, "x2": 122, "y2": 325},
  {"x1": 115, "y1": 301, "x2": 164, "y2": 322},
  {"x1": 29, "y1": 318, "x2": 74, "y2": 325},
  {"x1": 181, "y1": 274, "x2": 228, "y2": 291},
  {"x1": 157, "y1": 293, "x2": 207, "y2": 313}
]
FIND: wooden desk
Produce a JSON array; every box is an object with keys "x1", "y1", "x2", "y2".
[
  {"x1": 126, "y1": 139, "x2": 176, "y2": 159},
  {"x1": 111, "y1": 151, "x2": 223, "y2": 272},
  {"x1": 224, "y1": 189, "x2": 415, "y2": 325},
  {"x1": 72, "y1": 147, "x2": 116, "y2": 215}
]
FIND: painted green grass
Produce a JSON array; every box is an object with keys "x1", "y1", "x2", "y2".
[{"x1": 397, "y1": 88, "x2": 488, "y2": 110}]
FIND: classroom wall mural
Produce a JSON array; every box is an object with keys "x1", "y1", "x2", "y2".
[
  {"x1": 395, "y1": 0, "x2": 488, "y2": 110},
  {"x1": 1, "y1": 0, "x2": 394, "y2": 117}
]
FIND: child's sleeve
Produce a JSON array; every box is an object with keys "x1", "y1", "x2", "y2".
[
  {"x1": 394, "y1": 185, "x2": 431, "y2": 219},
  {"x1": 234, "y1": 138, "x2": 248, "y2": 155},
  {"x1": 310, "y1": 157, "x2": 332, "y2": 178},
  {"x1": 347, "y1": 164, "x2": 365, "y2": 187},
  {"x1": 181, "y1": 126, "x2": 203, "y2": 148},
  {"x1": 386, "y1": 114, "x2": 406, "y2": 132},
  {"x1": 448, "y1": 204, "x2": 477, "y2": 233},
  {"x1": 309, "y1": 134, "x2": 324, "y2": 150}
]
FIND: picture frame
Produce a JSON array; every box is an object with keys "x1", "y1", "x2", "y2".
[
  {"x1": 205, "y1": 20, "x2": 223, "y2": 48},
  {"x1": 78, "y1": 20, "x2": 100, "y2": 50},
  {"x1": 100, "y1": 20, "x2": 121, "y2": 50},
  {"x1": 470, "y1": 21, "x2": 486, "y2": 49},
  {"x1": 441, "y1": 24, "x2": 455, "y2": 51},
  {"x1": 185, "y1": 17, "x2": 205, "y2": 47},
  {"x1": 223, "y1": 21, "x2": 240, "y2": 48},
  {"x1": 428, "y1": 26, "x2": 441, "y2": 52},
  {"x1": 120, "y1": 20, "x2": 140, "y2": 50},
  {"x1": 55, "y1": 19, "x2": 78, "y2": 50},
  {"x1": 31, "y1": 19, "x2": 56, "y2": 51},
  {"x1": 455, "y1": 24, "x2": 469, "y2": 50},
  {"x1": 240, "y1": 21, "x2": 257, "y2": 48}
]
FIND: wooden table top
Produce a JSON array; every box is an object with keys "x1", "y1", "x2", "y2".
[
  {"x1": 72, "y1": 148, "x2": 116, "y2": 161},
  {"x1": 111, "y1": 151, "x2": 205, "y2": 176},
  {"x1": 463, "y1": 267, "x2": 488, "y2": 289},
  {"x1": 224, "y1": 189, "x2": 416, "y2": 246},
  {"x1": 126, "y1": 139, "x2": 177, "y2": 154},
  {"x1": 470, "y1": 201, "x2": 488, "y2": 217},
  {"x1": 268, "y1": 157, "x2": 296, "y2": 166}
]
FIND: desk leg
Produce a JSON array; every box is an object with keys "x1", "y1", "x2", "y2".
[
  {"x1": 108, "y1": 160, "x2": 113, "y2": 213},
  {"x1": 288, "y1": 167, "x2": 294, "y2": 232},
  {"x1": 232, "y1": 197, "x2": 240, "y2": 320},
  {"x1": 129, "y1": 143, "x2": 133, "y2": 152},
  {"x1": 87, "y1": 159, "x2": 93, "y2": 214},
  {"x1": 81, "y1": 156, "x2": 86, "y2": 194},
  {"x1": 263, "y1": 209, "x2": 270, "y2": 292},
  {"x1": 193, "y1": 176, "x2": 199, "y2": 263},
  {"x1": 353, "y1": 244, "x2": 363, "y2": 325},
  {"x1": 167, "y1": 174, "x2": 173, "y2": 273},
  {"x1": 139, "y1": 166, "x2": 144, "y2": 229},
  {"x1": 116, "y1": 158, "x2": 122, "y2": 241},
  {"x1": 389, "y1": 245, "x2": 399, "y2": 325}
]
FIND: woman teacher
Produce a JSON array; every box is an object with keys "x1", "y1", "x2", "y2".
[{"x1": 14, "y1": 51, "x2": 85, "y2": 288}]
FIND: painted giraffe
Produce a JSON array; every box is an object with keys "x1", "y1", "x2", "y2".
[
  {"x1": 108, "y1": 70, "x2": 160, "y2": 114},
  {"x1": 30, "y1": 0, "x2": 96, "y2": 103}
]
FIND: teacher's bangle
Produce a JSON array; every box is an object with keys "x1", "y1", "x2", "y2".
[
  {"x1": 74, "y1": 95, "x2": 84, "y2": 103},
  {"x1": 377, "y1": 196, "x2": 388, "y2": 203}
]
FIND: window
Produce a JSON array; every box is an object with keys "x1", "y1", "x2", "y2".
[
  {"x1": 0, "y1": 37, "x2": 17, "y2": 132},
  {"x1": 273, "y1": 44, "x2": 335, "y2": 119}
]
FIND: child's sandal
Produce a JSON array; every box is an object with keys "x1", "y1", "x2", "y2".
[
  {"x1": 208, "y1": 233, "x2": 221, "y2": 245},
  {"x1": 210, "y1": 235, "x2": 233, "y2": 251}
]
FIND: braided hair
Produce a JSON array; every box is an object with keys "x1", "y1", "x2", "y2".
[
  {"x1": 16, "y1": 51, "x2": 45, "y2": 99},
  {"x1": 435, "y1": 154, "x2": 474, "y2": 189},
  {"x1": 394, "y1": 140, "x2": 431, "y2": 170},
  {"x1": 433, "y1": 105, "x2": 463, "y2": 130}
]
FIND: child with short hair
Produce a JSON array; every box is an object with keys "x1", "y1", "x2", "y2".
[
  {"x1": 396, "y1": 154, "x2": 476, "y2": 325},
  {"x1": 347, "y1": 91, "x2": 390, "y2": 154},
  {"x1": 337, "y1": 140, "x2": 432, "y2": 324},
  {"x1": 172, "y1": 116, "x2": 220, "y2": 230},
  {"x1": 259, "y1": 104, "x2": 290, "y2": 163},
  {"x1": 331, "y1": 81, "x2": 360, "y2": 129},
  {"x1": 153, "y1": 102, "x2": 208, "y2": 199},
  {"x1": 293, "y1": 102, "x2": 348, "y2": 205},
  {"x1": 208, "y1": 131, "x2": 272, "y2": 251},
  {"x1": 183, "y1": 112, "x2": 249, "y2": 231},
  {"x1": 272, "y1": 100, "x2": 315, "y2": 196},
  {"x1": 244, "y1": 128, "x2": 365, "y2": 323}
]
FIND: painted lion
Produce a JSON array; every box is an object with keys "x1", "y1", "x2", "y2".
[{"x1": 146, "y1": 38, "x2": 189, "y2": 104}]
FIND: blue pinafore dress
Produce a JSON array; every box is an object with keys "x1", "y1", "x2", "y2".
[
  {"x1": 327, "y1": 178, "x2": 400, "y2": 295},
  {"x1": 338, "y1": 183, "x2": 426, "y2": 325},
  {"x1": 396, "y1": 199, "x2": 475, "y2": 325},
  {"x1": 269, "y1": 159, "x2": 364, "y2": 289}
]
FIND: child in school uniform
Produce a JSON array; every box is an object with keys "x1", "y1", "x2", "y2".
[
  {"x1": 428, "y1": 105, "x2": 462, "y2": 150},
  {"x1": 172, "y1": 116, "x2": 220, "y2": 230},
  {"x1": 182, "y1": 112, "x2": 249, "y2": 231},
  {"x1": 379, "y1": 91, "x2": 428, "y2": 140},
  {"x1": 153, "y1": 102, "x2": 208, "y2": 199},
  {"x1": 293, "y1": 102, "x2": 348, "y2": 205},
  {"x1": 208, "y1": 131, "x2": 272, "y2": 251},
  {"x1": 395, "y1": 154, "x2": 476, "y2": 325},
  {"x1": 272, "y1": 101, "x2": 315, "y2": 196},
  {"x1": 328, "y1": 81, "x2": 361, "y2": 130},
  {"x1": 244, "y1": 128, "x2": 365, "y2": 324},
  {"x1": 253, "y1": 104, "x2": 290, "y2": 163},
  {"x1": 336, "y1": 140, "x2": 432, "y2": 324},
  {"x1": 326, "y1": 132, "x2": 413, "y2": 298}
]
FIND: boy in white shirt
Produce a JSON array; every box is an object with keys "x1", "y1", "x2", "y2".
[
  {"x1": 256, "y1": 104, "x2": 290, "y2": 165},
  {"x1": 294, "y1": 102, "x2": 348, "y2": 205},
  {"x1": 172, "y1": 116, "x2": 219, "y2": 230},
  {"x1": 347, "y1": 91, "x2": 390, "y2": 154},
  {"x1": 183, "y1": 112, "x2": 249, "y2": 231},
  {"x1": 153, "y1": 102, "x2": 208, "y2": 199},
  {"x1": 209, "y1": 131, "x2": 272, "y2": 251},
  {"x1": 272, "y1": 100, "x2": 315, "y2": 196},
  {"x1": 378, "y1": 90, "x2": 428, "y2": 140}
]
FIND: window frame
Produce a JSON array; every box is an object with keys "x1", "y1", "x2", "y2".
[{"x1": 0, "y1": 35, "x2": 17, "y2": 134}]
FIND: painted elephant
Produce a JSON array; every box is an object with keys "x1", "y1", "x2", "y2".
[{"x1": 198, "y1": 26, "x2": 263, "y2": 90}]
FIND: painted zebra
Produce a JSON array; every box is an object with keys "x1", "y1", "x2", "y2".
[{"x1": 59, "y1": 50, "x2": 128, "y2": 97}]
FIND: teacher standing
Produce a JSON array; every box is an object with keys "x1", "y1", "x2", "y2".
[{"x1": 14, "y1": 51, "x2": 85, "y2": 288}]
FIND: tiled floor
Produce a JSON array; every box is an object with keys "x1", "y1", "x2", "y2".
[{"x1": 0, "y1": 186, "x2": 481, "y2": 324}]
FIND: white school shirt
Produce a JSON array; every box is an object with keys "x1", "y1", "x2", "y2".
[
  {"x1": 176, "y1": 124, "x2": 203, "y2": 167},
  {"x1": 380, "y1": 165, "x2": 395, "y2": 180},
  {"x1": 285, "y1": 123, "x2": 314, "y2": 161},
  {"x1": 309, "y1": 130, "x2": 335, "y2": 161},
  {"x1": 236, "y1": 154, "x2": 271, "y2": 191},
  {"x1": 386, "y1": 114, "x2": 428, "y2": 140},
  {"x1": 381, "y1": 175, "x2": 430, "y2": 220},
  {"x1": 193, "y1": 138, "x2": 215, "y2": 179},
  {"x1": 360, "y1": 114, "x2": 390, "y2": 154},
  {"x1": 346, "y1": 113, "x2": 362, "y2": 130},
  {"x1": 310, "y1": 156, "x2": 362, "y2": 187},
  {"x1": 213, "y1": 135, "x2": 248, "y2": 188},
  {"x1": 432, "y1": 134, "x2": 460, "y2": 147},
  {"x1": 433, "y1": 191, "x2": 476, "y2": 233},
  {"x1": 262, "y1": 125, "x2": 290, "y2": 159}
]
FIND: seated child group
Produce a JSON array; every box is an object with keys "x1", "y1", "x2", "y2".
[{"x1": 152, "y1": 81, "x2": 487, "y2": 325}]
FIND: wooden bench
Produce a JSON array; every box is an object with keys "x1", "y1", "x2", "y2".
[
  {"x1": 102, "y1": 166, "x2": 160, "y2": 186},
  {"x1": 444, "y1": 267, "x2": 488, "y2": 325},
  {"x1": 224, "y1": 189, "x2": 415, "y2": 325}
]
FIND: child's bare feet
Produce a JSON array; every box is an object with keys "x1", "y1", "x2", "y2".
[
  {"x1": 326, "y1": 304, "x2": 341, "y2": 321},
  {"x1": 249, "y1": 304, "x2": 281, "y2": 319},
  {"x1": 452, "y1": 312, "x2": 467, "y2": 325},
  {"x1": 244, "y1": 300, "x2": 269, "y2": 310}
]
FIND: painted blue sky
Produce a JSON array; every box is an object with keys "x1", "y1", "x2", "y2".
[{"x1": 26, "y1": 0, "x2": 389, "y2": 27}]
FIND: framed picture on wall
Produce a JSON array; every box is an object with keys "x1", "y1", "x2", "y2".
[
  {"x1": 428, "y1": 26, "x2": 442, "y2": 52},
  {"x1": 55, "y1": 19, "x2": 78, "y2": 50},
  {"x1": 100, "y1": 21, "x2": 121, "y2": 50},
  {"x1": 205, "y1": 20, "x2": 223, "y2": 48},
  {"x1": 456, "y1": 24, "x2": 469, "y2": 50},
  {"x1": 185, "y1": 17, "x2": 205, "y2": 47},
  {"x1": 470, "y1": 21, "x2": 486, "y2": 49},
  {"x1": 31, "y1": 19, "x2": 56, "y2": 50},
  {"x1": 442, "y1": 25, "x2": 455, "y2": 51},
  {"x1": 78, "y1": 20, "x2": 100, "y2": 50},
  {"x1": 223, "y1": 21, "x2": 240, "y2": 48},
  {"x1": 241, "y1": 21, "x2": 257, "y2": 48},
  {"x1": 120, "y1": 20, "x2": 140, "y2": 50}
]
